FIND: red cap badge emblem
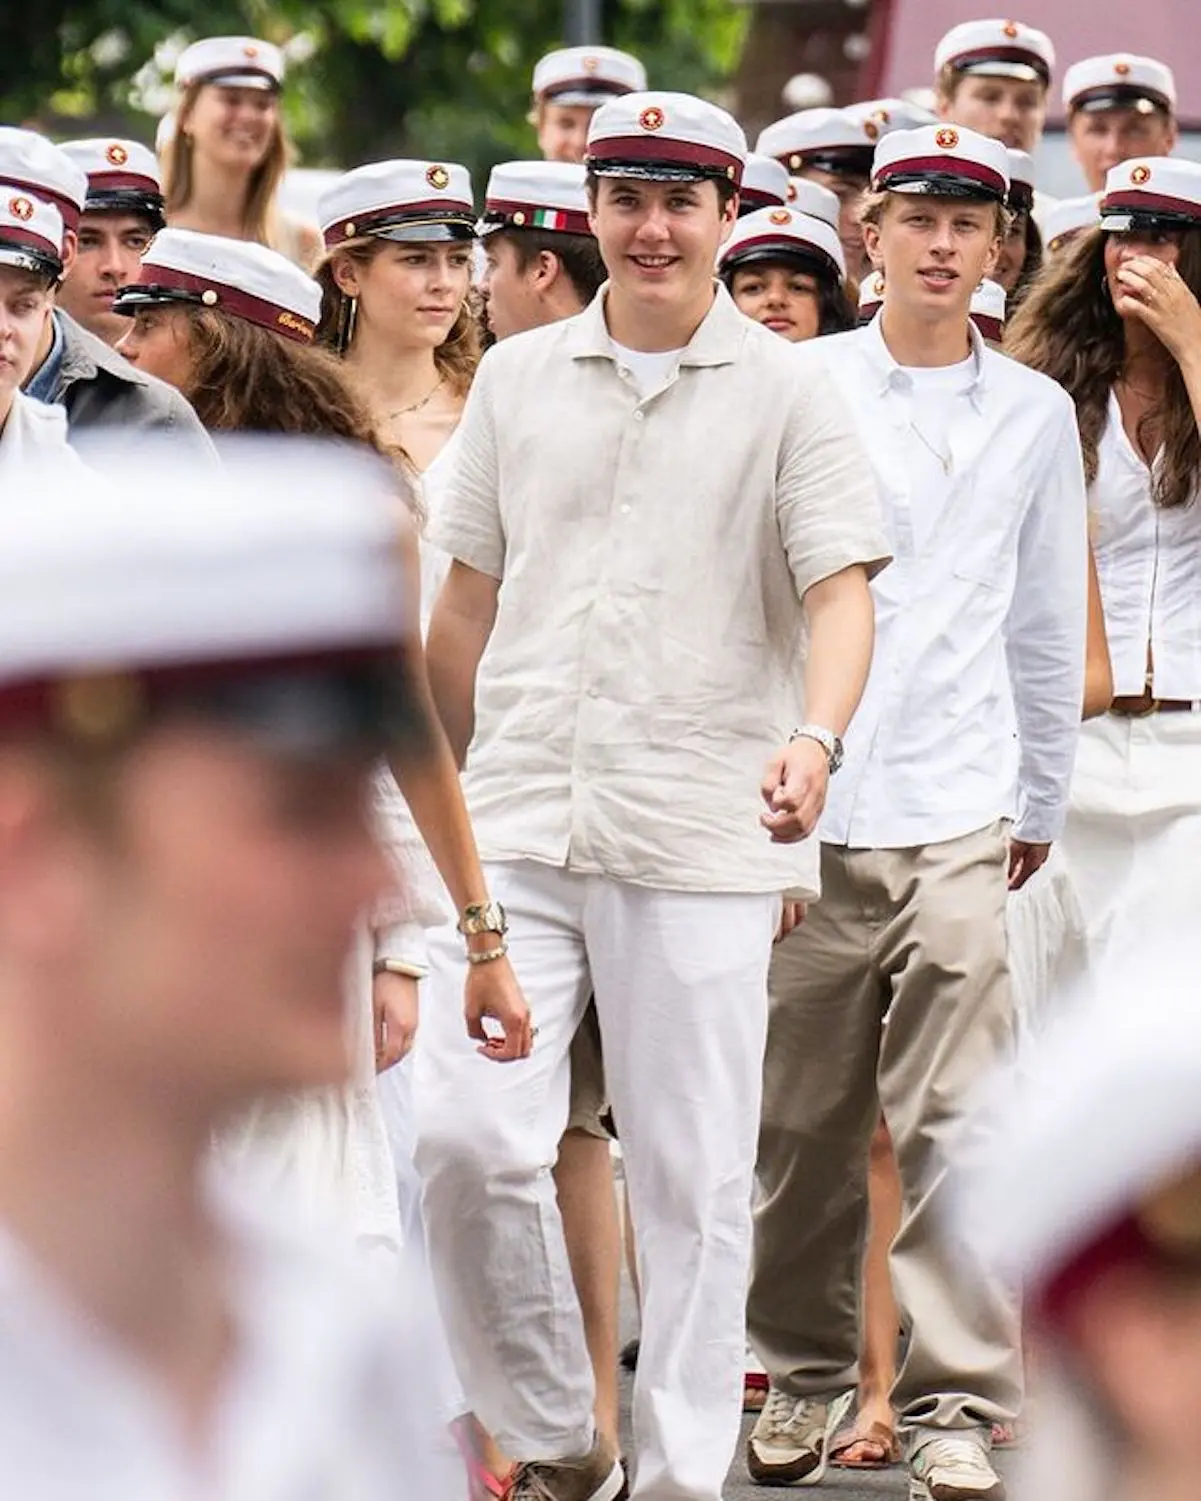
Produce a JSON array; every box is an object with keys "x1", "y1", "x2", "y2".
[
  {"x1": 1130, "y1": 164, "x2": 1151, "y2": 185},
  {"x1": 935, "y1": 127, "x2": 959, "y2": 149},
  {"x1": 768, "y1": 208, "x2": 792, "y2": 225},
  {"x1": 639, "y1": 106, "x2": 665, "y2": 132},
  {"x1": 106, "y1": 143, "x2": 128, "y2": 166},
  {"x1": 8, "y1": 195, "x2": 33, "y2": 222},
  {"x1": 426, "y1": 164, "x2": 451, "y2": 190}
]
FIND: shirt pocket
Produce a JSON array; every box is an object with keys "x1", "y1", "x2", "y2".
[{"x1": 948, "y1": 473, "x2": 1028, "y2": 591}]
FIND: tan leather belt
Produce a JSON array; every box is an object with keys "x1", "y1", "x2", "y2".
[{"x1": 1110, "y1": 692, "x2": 1201, "y2": 717}]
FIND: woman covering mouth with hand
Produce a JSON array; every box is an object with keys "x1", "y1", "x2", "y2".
[{"x1": 719, "y1": 204, "x2": 854, "y2": 342}]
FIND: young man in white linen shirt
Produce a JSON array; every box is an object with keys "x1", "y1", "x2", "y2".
[
  {"x1": 746, "y1": 124, "x2": 1089, "y2": 1501},
  {"x1": 0, "y1": 449, "x2": 459, "y2": 1501},
  {"x1": 418, "y1": 91, "x2": 890, "y2": 1501}
]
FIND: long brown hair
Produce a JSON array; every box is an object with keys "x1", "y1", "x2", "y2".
[
  {"x1": 163, "y1": 79, "x2": 289, "y2": 249},
  {"x1": 173, "y1": 306, "x2": 419, "y2": 521},
  {"x1": 314, "y1": 239, "x2": 481, "y2": 397},
  {"x1": 1006, "y1": 226, "x2": 1201, "y2": 509}
]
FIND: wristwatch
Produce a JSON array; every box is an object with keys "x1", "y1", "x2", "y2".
[
  {"x1": 457, "y1": 900, "x2": 509, "y2": 939},
  {"x1": 790, "y1": 724, "x2": 844, "y2": 774}
]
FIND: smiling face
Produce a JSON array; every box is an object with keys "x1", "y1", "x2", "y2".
[
  {"x1": 939, "y1": 73, "x2": 1047, "y2": 152},
  {"x1": 333, "y1": 238, "x2": 473, "y2": 353},
  {"x1": 184, "y1": 82, "x2": 280, "y2": 172},
  {"x1": 0, "y1": 265, "x2": 54, "y2": 419},
  {"x1": 728, "y1": 259, "x2": 823, "y2": 342},
  {"x1": 589, "y1": 175, "x2": 735, "y2": 316},
  {"x1": 58, "y1": 213, "x2": 156, "y2": 346},
  {"x1": 1069, "y1": 106, "x2": 1177, "y2": 194},
  {"x1": 864, "y1": 193, "x2": 1001, "y2": 323}
]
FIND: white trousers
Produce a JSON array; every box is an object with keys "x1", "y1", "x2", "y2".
[
  {"x1": 1062, "y1": 711, "x2": 1201, "y2": 963},
  {"x1": 414, "y1": 860, "x2": 777, "y2": 1501}
]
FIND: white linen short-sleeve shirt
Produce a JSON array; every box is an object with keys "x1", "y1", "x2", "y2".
[{"x1": 429, "y1": 284, "x2": 890, "y2": 897}]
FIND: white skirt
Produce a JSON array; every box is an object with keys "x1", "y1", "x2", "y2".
[
  {"x1": 217, "y1": 923, "x2": 405, "y2": 1267},
  {"x1": 1060, "y1": 709, "x2": 1201, "y2": 964},
  {"x1": 1006, "y1": 847, "x2": 1090, "y2": 1045}
]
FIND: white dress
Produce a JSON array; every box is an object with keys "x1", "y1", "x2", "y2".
[{"x1": 217, "y1": 446, "x2": 457, "y2": 1266}]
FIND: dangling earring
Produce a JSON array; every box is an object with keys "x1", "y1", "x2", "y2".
[{"x1": 339, "y1": 294, "x2": 358, "y2": 354}]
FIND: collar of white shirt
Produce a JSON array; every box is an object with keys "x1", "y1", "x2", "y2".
[
  {"x1": 859, "y1": 306, "x2": 989, "y2": 411},
  {"x1": 564, "y1": 279, "x2": 747, "y2": 369}
]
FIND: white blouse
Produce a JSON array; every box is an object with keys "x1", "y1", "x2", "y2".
[{"x1": 1091, "y1": 391, "x2": 1201, "y2": 698}]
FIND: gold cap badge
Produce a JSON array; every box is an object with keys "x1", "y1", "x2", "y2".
[{"x1": 426, "y1": 164, "x2": 450, "y2": 190}]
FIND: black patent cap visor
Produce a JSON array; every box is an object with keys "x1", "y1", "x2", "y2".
[
  {"x1": 885, "y1": 172, "x2": 1005, "y2": 203},
  {"x1": 84, "y1": 190, "x2": 166, "y2": 231},
  {"x1": 0, "y1": 244, "x2": 62, "y2": 281},
  {"x1": 110, "y1": 283, "x2": 202, "y2": 317},
  {"x1": 588, "y1": 159, "x2": 735, "y2": 184},
  {"x1": 721, "y1": 245, "x2": 839, "y2": 282},
  {"x1": 369, "y1": 216, "x2": 477, "y2": 243}
]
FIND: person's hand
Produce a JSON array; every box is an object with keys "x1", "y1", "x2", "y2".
[
  {"x1": 760, "y1": 737, "x2": 830, "y2": 844},
  {"x1": 1008, "y1": 839, "x2": 1051, "y2": 891},
  {"x1": 373, "y1": 971, "x2": 420, "y2": 1072},
  {"x1": 1114, "y1": 255, "x2": 1201, "y2": 363},
  {"x1": 775, "y1": 899, "x2": 808, "y2": 942},
  {"x1": 464, "y1": 950, "x2": 533, "y2": 1062}
]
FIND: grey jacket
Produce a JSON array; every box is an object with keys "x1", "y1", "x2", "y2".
[{"x1": 54, "y1": 313, "x2": 214, "y2": 459}]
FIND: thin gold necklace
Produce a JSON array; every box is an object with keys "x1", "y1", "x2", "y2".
[
  {"x1": 907, "y1": 421, "x2": 952, "y2": 475},
  {"x1": 387, "y1": 376, "x2": 443, "y2": 421}
]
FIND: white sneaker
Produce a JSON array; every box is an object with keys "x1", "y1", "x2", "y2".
[
  {"x1": 909, "y1": 1436, "x2": 1005, "y2": 1501},
  {"x1": 746, "y1": 1386, "x2": 854, "y2": 1486}
]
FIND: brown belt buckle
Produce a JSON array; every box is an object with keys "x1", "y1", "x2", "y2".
[{"x1": 1134, "y1": 693, "x2": 1161, "y2": 718}]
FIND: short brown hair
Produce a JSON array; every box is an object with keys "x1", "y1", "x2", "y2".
[
  {"x1": 585, "y1": 170, "x2": 737, "y2": 215},
  {"x1": 493, "y1": 226, "x2": 606, "y2": 306}
]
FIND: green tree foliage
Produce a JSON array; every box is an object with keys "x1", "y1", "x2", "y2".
[{"x1": 1, "y1": 0, "x2": 747, "y2": 182}]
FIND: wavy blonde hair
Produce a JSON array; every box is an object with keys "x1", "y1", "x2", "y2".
[
  {"x1": 163, "y1": 79, "x2": 289, "y2": 249},
  {"x1": 314, "y1": 238, "x2": 481, "y2": 398}
]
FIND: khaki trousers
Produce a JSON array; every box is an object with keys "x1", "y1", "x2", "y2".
[{"x1": 748, "y1": 823, "x2": 1022, "y2": 1443}]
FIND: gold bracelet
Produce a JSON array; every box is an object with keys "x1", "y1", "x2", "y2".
[
  {"x1": 466, "y1": 940, "x2": 509, "y2": 967},
  {"x1": 373, "y1": 958, "x2": 429, "y2": 981}
]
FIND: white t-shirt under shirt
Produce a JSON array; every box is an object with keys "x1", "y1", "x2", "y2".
[
  {"x1": 609, "y1": 338, "x2": 686, "y2": 400},
  {"x1": 899, "y1": 355, "x2": 976, "y2": 552}
]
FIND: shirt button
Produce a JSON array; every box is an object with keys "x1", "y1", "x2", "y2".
[
  {"x1": 633, "y1": 410, "x2": 644, "y2": 422},
  {"x1": 619, "y1": 366, "x2": 631, "y2": 378},
  {"x1": 620, "y1": 504, "x2": 631, "y2": 515}
]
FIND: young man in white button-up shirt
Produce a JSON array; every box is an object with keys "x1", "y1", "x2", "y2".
[
  {"x1": 747, "y1": 125, "x2": 1088, "y2": 1501},
  {"x1": 418, "y1": 92, "x2": 889, "y2": 1501}
]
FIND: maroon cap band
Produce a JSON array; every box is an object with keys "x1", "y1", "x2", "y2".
[
  {"x1": 723, "y1": 231, "x2": 841, "y2": 281},
  {"x1": 587, "y1": 134, "x2": 745, "y2": 182},
  {"x1": 875, "y1": 155, "x2": 1008, "y2": 196},
  {"x1": 86, "y1": 170, "x2": 163, "y2": 196},
  {"x1": 945, "y1": 44, "x2": 1051, "y2": 83},
  {"x1": 134, "y1": 263, "x2": 315, "y2": 343},
  {"x1": 323, "y1": 197, "x2": 475, "y2": 246},
  {"x1": 1103, "y1": 187, "x2": 1201, "y2": 221},
  {"x1": 483, "y1": 197, "x2": 593, "y2": 236},
  {"x1": 0, "y1": 645, "x2": 395, "y2": 738},
  {"x1": 0, "y1": 175, "x2": 80, "y2": 236},
  {"x1": 970, "y1": 312, "x2": 1005, "y2": 341},
  {"x1": 0, "y1": 225, "x2": 62, "y2": 262},
  {"x1": 739, "y1": 185, "x2": 787, "y2": 211}
]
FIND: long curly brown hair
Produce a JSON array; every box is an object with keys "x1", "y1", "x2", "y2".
[
  {"x1": 314, "y1": 239, "x2": 480, "y2": 397},
  {"x1": 1006, "y1": 226, "x2": 1201, "y2": 509},
  {"x1": 174, "y1": 306, "x2": 420, "y2": 518}
]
